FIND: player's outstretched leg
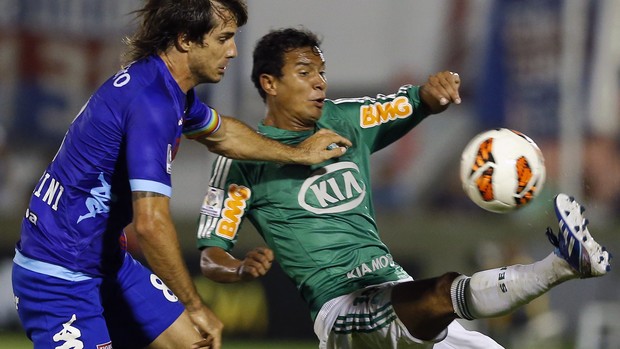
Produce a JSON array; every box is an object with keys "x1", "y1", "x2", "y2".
[
  {"x1": 451, "y1": 193, "x2": 611, "y2": 321},
  {"x1": 547, "y1": 193, "x2": 611, "y2": 278}
]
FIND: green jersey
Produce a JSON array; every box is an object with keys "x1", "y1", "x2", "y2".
[{"x1": 197, "y1": 85, "x2": 431, "y2": 320}]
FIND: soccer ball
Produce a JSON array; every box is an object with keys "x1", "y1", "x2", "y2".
[{"x1": 460, "y1": 128, "x2": 546, "y2": 213}]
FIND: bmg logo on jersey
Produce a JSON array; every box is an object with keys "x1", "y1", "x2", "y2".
[
  {"x1": 359, "y1": 96, "x2": 413, "y2": 128},
  {"x1": 298, "y1": 162, "x2": 366, "y2": 214},
  {"x1": 216, "y1": 184, "x2": 251, "y2": 240}
]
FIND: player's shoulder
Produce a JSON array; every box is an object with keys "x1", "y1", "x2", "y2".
[
  {"x1": 319, "y1": 97, "x2": 363, "y2": 129},
  {"x1": 100, "y1": 56, "x2": 171, "y2": 103},
  {"x1": 328, "y1": 85, "x2": 418, "y2": 105},
  {"x1": 322, "y1": 85, "x2": 416, "y2": 117},
  {"x1": 211, "y1": 154, "x2": 259, "y2": 173}
]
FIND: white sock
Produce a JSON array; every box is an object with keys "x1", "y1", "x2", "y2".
[{"x1": 451, "y1": 252, "x2": 577, "y2": 319}]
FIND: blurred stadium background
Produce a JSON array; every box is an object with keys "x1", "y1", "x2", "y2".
[{"x1": 1, "y1": 0, "x2": 619, "y2": 348}]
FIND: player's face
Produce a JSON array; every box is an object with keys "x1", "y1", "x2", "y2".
[
  {"x1": 272, "y1": 47, "x2": 327, "y2": 129},
  {"x1": 188, "y1": 10, "x2": 239, "y2": 84}
]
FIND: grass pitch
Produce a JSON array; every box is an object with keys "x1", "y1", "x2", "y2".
[{"x1": 0, "y1": 332, "x2": 318, "y2": 349}]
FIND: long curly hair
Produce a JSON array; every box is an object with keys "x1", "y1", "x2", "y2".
[{"x1": 123, "y1": 0, "x2": 247, "y2": 65}]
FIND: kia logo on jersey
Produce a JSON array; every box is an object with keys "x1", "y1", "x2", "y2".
[{"x1": 298, "y1": 162, "x2": 366, "y2": 214}]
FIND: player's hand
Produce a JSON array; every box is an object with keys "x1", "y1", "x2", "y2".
[
  {"x1": 419, "y1": 70, "x2": 461, "y2": 114},
  {"x1": 237, "y1": 247, "x2": 274, "y2": 281},
  {"x1": 294, "y1": 128, "x2": 352, "y2": 165},
  {"x1": 189, "y1": 305, "x2": 223, "y2": 349}
]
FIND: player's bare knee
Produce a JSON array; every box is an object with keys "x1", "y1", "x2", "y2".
[
  {"x1": 432, "y1": 272, "x2": 462, "y2": 320},
  {"x1": 435, "y1": 272, "x2": 462, "y2": 297},
  {"x1": 438, "y1": 272, "x2": 461, "y2": 287}
]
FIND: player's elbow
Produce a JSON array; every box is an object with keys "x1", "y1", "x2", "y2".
[
  {"x1": 132, "y1": 212, "x2": 168, "y2": 240},
  {"x1": 200, "y1": 248, "x2": 241, "y2": 283},
  {"x1": 199, "y1": 263, "x2": 218, "y2": 280},
  {"x1": 199, "y1": 262, "x2": 233, "y2": 283},
  {"x1": 197, "y1": 133, "x2": 244, "y2": 160}
]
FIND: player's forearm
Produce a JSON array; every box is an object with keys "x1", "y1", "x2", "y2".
[
  {"x1": 137, "y1": 226, "x2": 203, "y2": 310},
  {"x1": 198, "y1": 116, "x2": 349, "y2": 165},
  {"x1": 199, "y1": 116, "x2": 300, "y2": 162},
  {"x1": 133, "y1": 199, "x2": 204, "y2": 311},
  {"x1": 200, "y1": 247, "x2": 244, "y2": 283}
]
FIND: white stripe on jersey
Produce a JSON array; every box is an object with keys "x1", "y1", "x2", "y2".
[
  {"x1": 197, "y1": 214, "x2": 210, "y2": 239},
  {"x1": 210, "y1": 157, "x2": 232, "y2": 189},
  {"x1": 199, "y1": 156, "x2": 233, "y2": 240},
  {"x1": 197, "y1": 205, "x2": 225, "y2": 240},
  {"x1": 331, "y1": 84, "x2": 413, "y2": 104},
  {"x1": 210, "y1": 157, "x2": 224, "y2": 187}
]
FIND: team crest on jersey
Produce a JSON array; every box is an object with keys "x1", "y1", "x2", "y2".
[
  {"x1": 298, "y1": 162, "x2": 366, "y2": 214},
  {"x1": 360, "y1": 96, "x2": 413, "y2": 128},
  {"x1": 166, "y1": 144, "x2": 173, "y2": 174},
  {"x1": 167, "y1": 138, "x2": 182, "y2": 174},
  {"x1": 201, "y1": 187, "x2": 225, "y2": 217}
]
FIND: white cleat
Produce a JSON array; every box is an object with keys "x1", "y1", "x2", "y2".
[{"x1": 546, "y1": 193, "x2": 611, "y2": 278}]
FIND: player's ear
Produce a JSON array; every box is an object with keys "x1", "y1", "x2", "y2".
[
  {"x1": 260, "y1": 74, "x2": 277, "y2": 97},
  {"x1": 176, "y1": 33, "x2": 192, "y2": 52}
]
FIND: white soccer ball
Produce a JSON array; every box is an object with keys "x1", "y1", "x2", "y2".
[{"x1": 460, "y1": 128, "x2": 546, "y2": 213}]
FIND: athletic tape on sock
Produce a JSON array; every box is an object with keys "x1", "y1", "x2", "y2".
[{"x1": 450, "y1": 275, "x2": 475, "y2": 320}]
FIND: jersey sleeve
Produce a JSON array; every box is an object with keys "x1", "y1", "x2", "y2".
[
  {"x1": 326, "y1": 84, "x2": 431, "y2": 153},
  {"x1": 182, "y1": 89, "x2": 222, "y2": 140},
  {"x1": 125, "y1": 91, "x2": 177, "y2": 197},
  {"x1": 196, "y1": 156, "x2": 253, "y2": 252}
]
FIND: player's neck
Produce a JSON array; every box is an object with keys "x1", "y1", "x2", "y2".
[
  {"x1": 263, "y1": 112, "x2": 314, "y2": 132},
  {"x1": 159, "y1": 51, "x2": 195, "y2": 94}
]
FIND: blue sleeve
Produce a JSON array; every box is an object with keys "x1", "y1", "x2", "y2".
[
  {"x1": 125, "y1": 91, "x2": 177, "y2": 197},
  {"x1": 183, "y1": 89, "x2": 222, "y2": 140}
]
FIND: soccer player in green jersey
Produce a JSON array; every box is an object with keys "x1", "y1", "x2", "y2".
[{"x1": 195, "y1": 28, "x2": 610, "y2": 348}]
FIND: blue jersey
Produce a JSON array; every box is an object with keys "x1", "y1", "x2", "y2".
[{"x1": 16, "y1": 55, "x2": 221, "y2": 277}]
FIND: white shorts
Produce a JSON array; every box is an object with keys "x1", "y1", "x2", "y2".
[{"x1": 314, "y1": 281, "x2": 504, "y2": 349}]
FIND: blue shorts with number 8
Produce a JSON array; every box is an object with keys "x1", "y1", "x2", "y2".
[{"x1": 12, "y1": 251, "x2": 185, "y2": 348}]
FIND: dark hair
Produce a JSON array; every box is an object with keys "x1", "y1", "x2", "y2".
[
  {"x1": 123, "y1": 0, "x2": 248, "y2": 64},
  {"x1": 251, "y1": 27, "x2": 322, "y2": 101}
]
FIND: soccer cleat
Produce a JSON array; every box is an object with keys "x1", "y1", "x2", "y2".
[{"x1": 545, "y1": 193, "x2": 611, "y2": 278}]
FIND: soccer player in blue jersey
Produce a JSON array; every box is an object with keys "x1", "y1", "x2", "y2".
[
  {"x1": 11, "y1": 3, "x2": 350, "y2": 349},
  {"x1": 197, "y1": 28, "x2": 611, "y2": 349}
]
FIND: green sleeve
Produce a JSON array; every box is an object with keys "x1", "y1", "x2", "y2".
[
  {"x1": 324, "y1": 85, "x2": 431, "y2": 153},
  {"x1": 195, "y1": 156, "x2": 253, "y2": 251}
]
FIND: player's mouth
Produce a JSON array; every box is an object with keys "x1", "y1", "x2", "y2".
[{"x1": 311, "y1": 98, "x2": 325, "y2": 109}]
